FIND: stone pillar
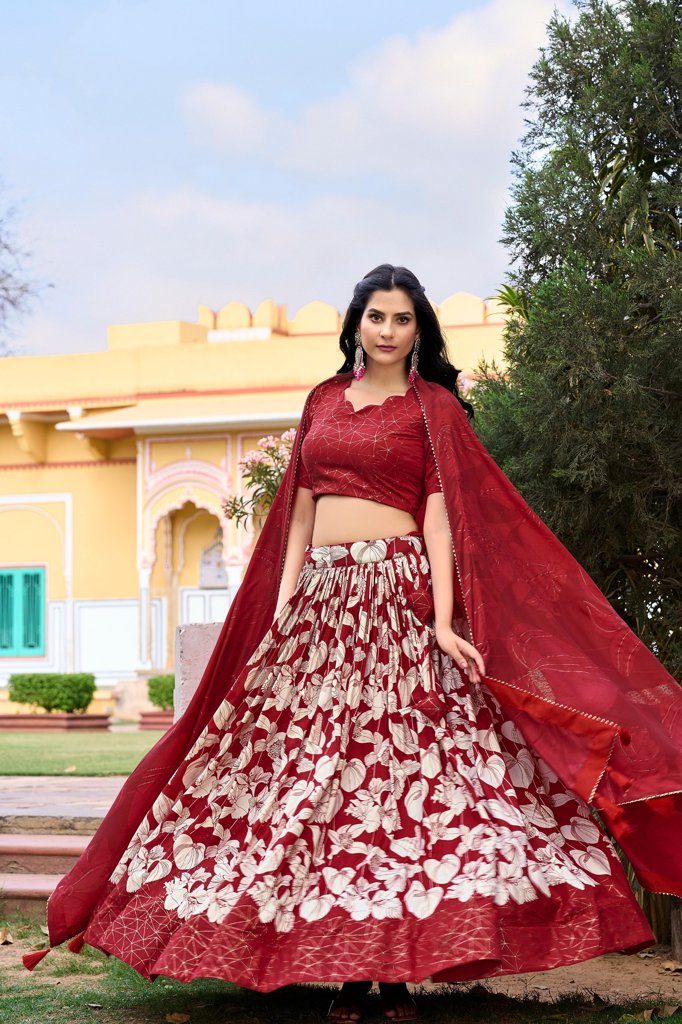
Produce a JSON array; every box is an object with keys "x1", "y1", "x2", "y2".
[
  {"x1": 112, "y1": 670, "x2": 159, "y2": 721},
  {"x1": 173, "y1": 622, "x2": 222, "y2": 721}
]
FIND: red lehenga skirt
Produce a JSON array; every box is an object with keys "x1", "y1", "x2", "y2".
[{"x1": 80, "y1": 531, "x2": 653, "y2": 989}]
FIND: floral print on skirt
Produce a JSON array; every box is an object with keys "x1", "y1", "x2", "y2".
[{"x1": 83, "y1": 531, "x2": 653, "y2": 989}]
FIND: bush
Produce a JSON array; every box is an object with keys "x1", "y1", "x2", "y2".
[
  {"x1": 8, "y1": 673, "x2": 96, "y2": 714},
  {"x1": 147, "y1": 674, "x2": 174, "y2": 711}
]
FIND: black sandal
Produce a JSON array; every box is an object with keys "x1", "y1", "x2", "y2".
[
  {"x1": 378, "y1": 982, "x2": 418, "y2": 1021},
  {"x1": 327, "y1": 980, "x2": 373, "y2": 1022}
]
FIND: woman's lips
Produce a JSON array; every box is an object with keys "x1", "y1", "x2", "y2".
[{"x1": 377, "y1": 345, "x2": 396, "y2": 351}]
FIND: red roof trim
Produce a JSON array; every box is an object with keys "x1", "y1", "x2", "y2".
[
  {"x1": 2, "y1": 383, "x2": 311, "y2": 412},
  {"x1": 0, "y1": 458, "x2": 137, "y2": 472}
]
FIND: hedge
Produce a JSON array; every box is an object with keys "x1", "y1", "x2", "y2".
[
  {"x1": 147, "y1": 674, "x2": 175, "y2": 711},
  {"x1": 8, "y1": 673, "x2": 96, "y2": 714}
]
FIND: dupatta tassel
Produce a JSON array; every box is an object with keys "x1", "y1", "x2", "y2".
[
  {"x1": 22, "y1": 930, "x2": 87, "y2": 972},
  {"x1": 604, "y1": 762, "x2": 634, "y2": 798},
  {"x1": 67, "y1": 932, "x2": 86, "y2": 953},
  {"x1": 22, "y1": 947, "x2": 51, "y2": 971},
  {"x1": 592, "y1": 793, "x2": 634, "y2": 837}
]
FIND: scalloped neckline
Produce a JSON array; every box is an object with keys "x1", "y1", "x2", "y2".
[{"x1": 342, "y1": 385, "x2": 412, "y2": 414}]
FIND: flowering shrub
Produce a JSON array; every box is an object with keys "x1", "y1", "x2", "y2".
[{"x1": 222, "y1": 428, "x2": 297, "y2": 528}]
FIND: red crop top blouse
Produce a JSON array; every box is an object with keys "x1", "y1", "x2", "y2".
[{"x1": 296, "y1": 382, "x2": 442, "y2": 517}]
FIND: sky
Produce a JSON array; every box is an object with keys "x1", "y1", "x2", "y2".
[{"x1": 0, "y1": 0, "x2": 569, "y2": 357}]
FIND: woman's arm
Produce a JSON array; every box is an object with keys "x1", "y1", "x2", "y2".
[
  {"x1": 273, "y1": 484, "x2": 315, "y2": 620},
  {"x1": 423, "y1": 491, "x2": 486, "y2": 683}
]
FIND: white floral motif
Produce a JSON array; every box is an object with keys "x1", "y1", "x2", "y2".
[
  {"x1": 350, "y1": 539, "x2": 388, "y2": 563},
  {"x1": 561, "y1": 815, "x2": 601, "y2": 844},
  {"x1": 405, "y1": 879, "x2": 444, "y2": 918},
  {"x1": 300, "y1": 888, "x2": 335, "y2": 921},
  {"x1": 310, "y1": 544, "x2": 351, "y2": 569}
]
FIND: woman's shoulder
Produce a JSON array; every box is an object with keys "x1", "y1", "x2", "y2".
[
  {"x1": 312, "y1": 371, "x2": 350, "y2": 395},
  {"x1": 305, "y1": 372, "x2": 350, "y2": 418}
]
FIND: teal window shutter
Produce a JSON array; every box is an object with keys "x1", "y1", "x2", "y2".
[
  {"x1": 0, "y1": 568, "x2": 45, "y2": 657},
  {"x1": 0, "y1": 574, "x2": 13, "y2": 651}
]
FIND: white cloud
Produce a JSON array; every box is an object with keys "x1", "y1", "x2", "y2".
[
  {"x1": 182, "y1": 0, "x2": 567, "y2": 193},
  {"x1": 283, "y1": 0, "x2": 550, "y2": 181},
  {"x1": 13, "y1": 0, "x2": 572, "y2": 357},
  {"x1": 183, "y1": 82, "x2": 270, "y2": 154}
]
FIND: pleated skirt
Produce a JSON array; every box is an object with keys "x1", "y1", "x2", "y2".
[{"x1": 82, "y1": 531, "x2": 653, "y2": 990}]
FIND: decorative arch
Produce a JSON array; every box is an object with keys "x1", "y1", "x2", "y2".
[
  {"x1": 0, "y1": 501, "x2": 69, "y2": 595},
  {"x1": 142, "y1": 484, "x2": 225, "y2": 572},
  {"x1": 176, "y1": 507, "x2": 222, "y2": 576},
  {"x1": 0, "y1": 503, "x2": 65, "y2": 552}
]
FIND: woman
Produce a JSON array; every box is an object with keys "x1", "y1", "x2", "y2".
[{"x1": 31, "y1": 266, "x2": 682, "y2": 1024}]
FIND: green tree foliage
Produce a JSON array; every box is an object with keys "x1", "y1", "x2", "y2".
[{"x1": 475, "y1": 0, "x2": 682, "y2": 675}]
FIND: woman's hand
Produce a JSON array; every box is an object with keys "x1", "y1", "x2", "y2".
[{"x1": 435, "y1": 626, "x2": 486, "y2": 684}]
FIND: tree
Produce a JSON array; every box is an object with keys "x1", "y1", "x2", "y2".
[
  {"x1": 0, "y1": 191, "x2": 36, "y2": 352},
  {"x1": 475, "y1": 0, "x2": 682, "y2": 681}
]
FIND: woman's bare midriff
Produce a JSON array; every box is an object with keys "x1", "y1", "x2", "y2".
[{"x1": 311, "y1": 494, "x2": 419, "y2": 547}]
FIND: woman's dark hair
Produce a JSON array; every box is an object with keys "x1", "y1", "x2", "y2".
[{"x1": 337, "y1": 263, "x2": 474, "y2": 419}]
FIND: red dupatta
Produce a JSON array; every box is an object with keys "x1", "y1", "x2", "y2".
[
  {"x1": 38, "y1": 369, "x2": 682, "y2": 969},
  {"x1": 409, "y1": 375, "x2": 682, "y2": 898}
]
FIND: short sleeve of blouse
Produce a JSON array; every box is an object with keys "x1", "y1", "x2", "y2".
[
  {"x1": 424, "y1": 435, "x2": 442, "y2": 496},
  {"x1": 297, "y1": 457, "x2": 311, "y2": 489}
]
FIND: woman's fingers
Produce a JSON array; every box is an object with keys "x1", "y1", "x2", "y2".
[
  {"x1": 437, "y1": 630, "x2": 486, "y2": 681},
  {"x1": 457, "y1": 640, "x2": 486, "y2": 680}
]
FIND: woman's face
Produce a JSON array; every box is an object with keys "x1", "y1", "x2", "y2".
[{"x1": 357, "y1": 288, "x2": 419, "y2": 374}]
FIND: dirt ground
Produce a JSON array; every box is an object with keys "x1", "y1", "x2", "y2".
[
  {"x1": 2, "y1": 931, "x2": 682, "y2": 1006},
  {"x1": 428, "y1": 947, "x2": 682, "y2": 1005}
]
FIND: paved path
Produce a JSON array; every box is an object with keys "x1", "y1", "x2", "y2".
[{"x1": 0, "y1": 776, "x2": 124, "y2": 820}]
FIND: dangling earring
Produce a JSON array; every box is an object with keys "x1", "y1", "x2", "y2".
[
  {"x1": 353, "y1": 328, "x2": 366, "y2": 380},
  {"x1": 408, "y1": 336, "x2": 421, "y2": 384}
]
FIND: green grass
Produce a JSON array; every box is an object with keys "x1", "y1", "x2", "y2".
[
  {"x1": 0, "y1": 731, "x2": 165, "y2": 776},
  {"x1": 1, "y1": 918, "x2": 681, "y2": 1024}
]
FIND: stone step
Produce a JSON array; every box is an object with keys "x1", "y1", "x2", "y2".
[
  {"x1": 0, "y1": 872, "x2": 62, "y2": 921},
  {"x1": 0, "y1": 776, "x2": 125, "y2": 836},
  {"x1": 0, "y1": 833, "x2": 90, "y2": 874},
  {"x1": 0, "y1": 815, "x2": 101, "y2": 835}
]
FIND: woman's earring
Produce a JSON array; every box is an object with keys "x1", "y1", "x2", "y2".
[
  {"x1": 408, "y1": 336, "x2": 421, "y2": 384},
  {"x1": 353, "y1": 329, "x2": 366, "y2": 380}
]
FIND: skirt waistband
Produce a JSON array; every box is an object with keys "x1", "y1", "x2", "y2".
[{"x1": 303, "y1": 531, "x2": 424, "y2": 570}]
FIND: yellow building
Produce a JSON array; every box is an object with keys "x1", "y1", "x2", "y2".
[{"x1": 0, "y1": 291, "x2": 506, "y2": 693}]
